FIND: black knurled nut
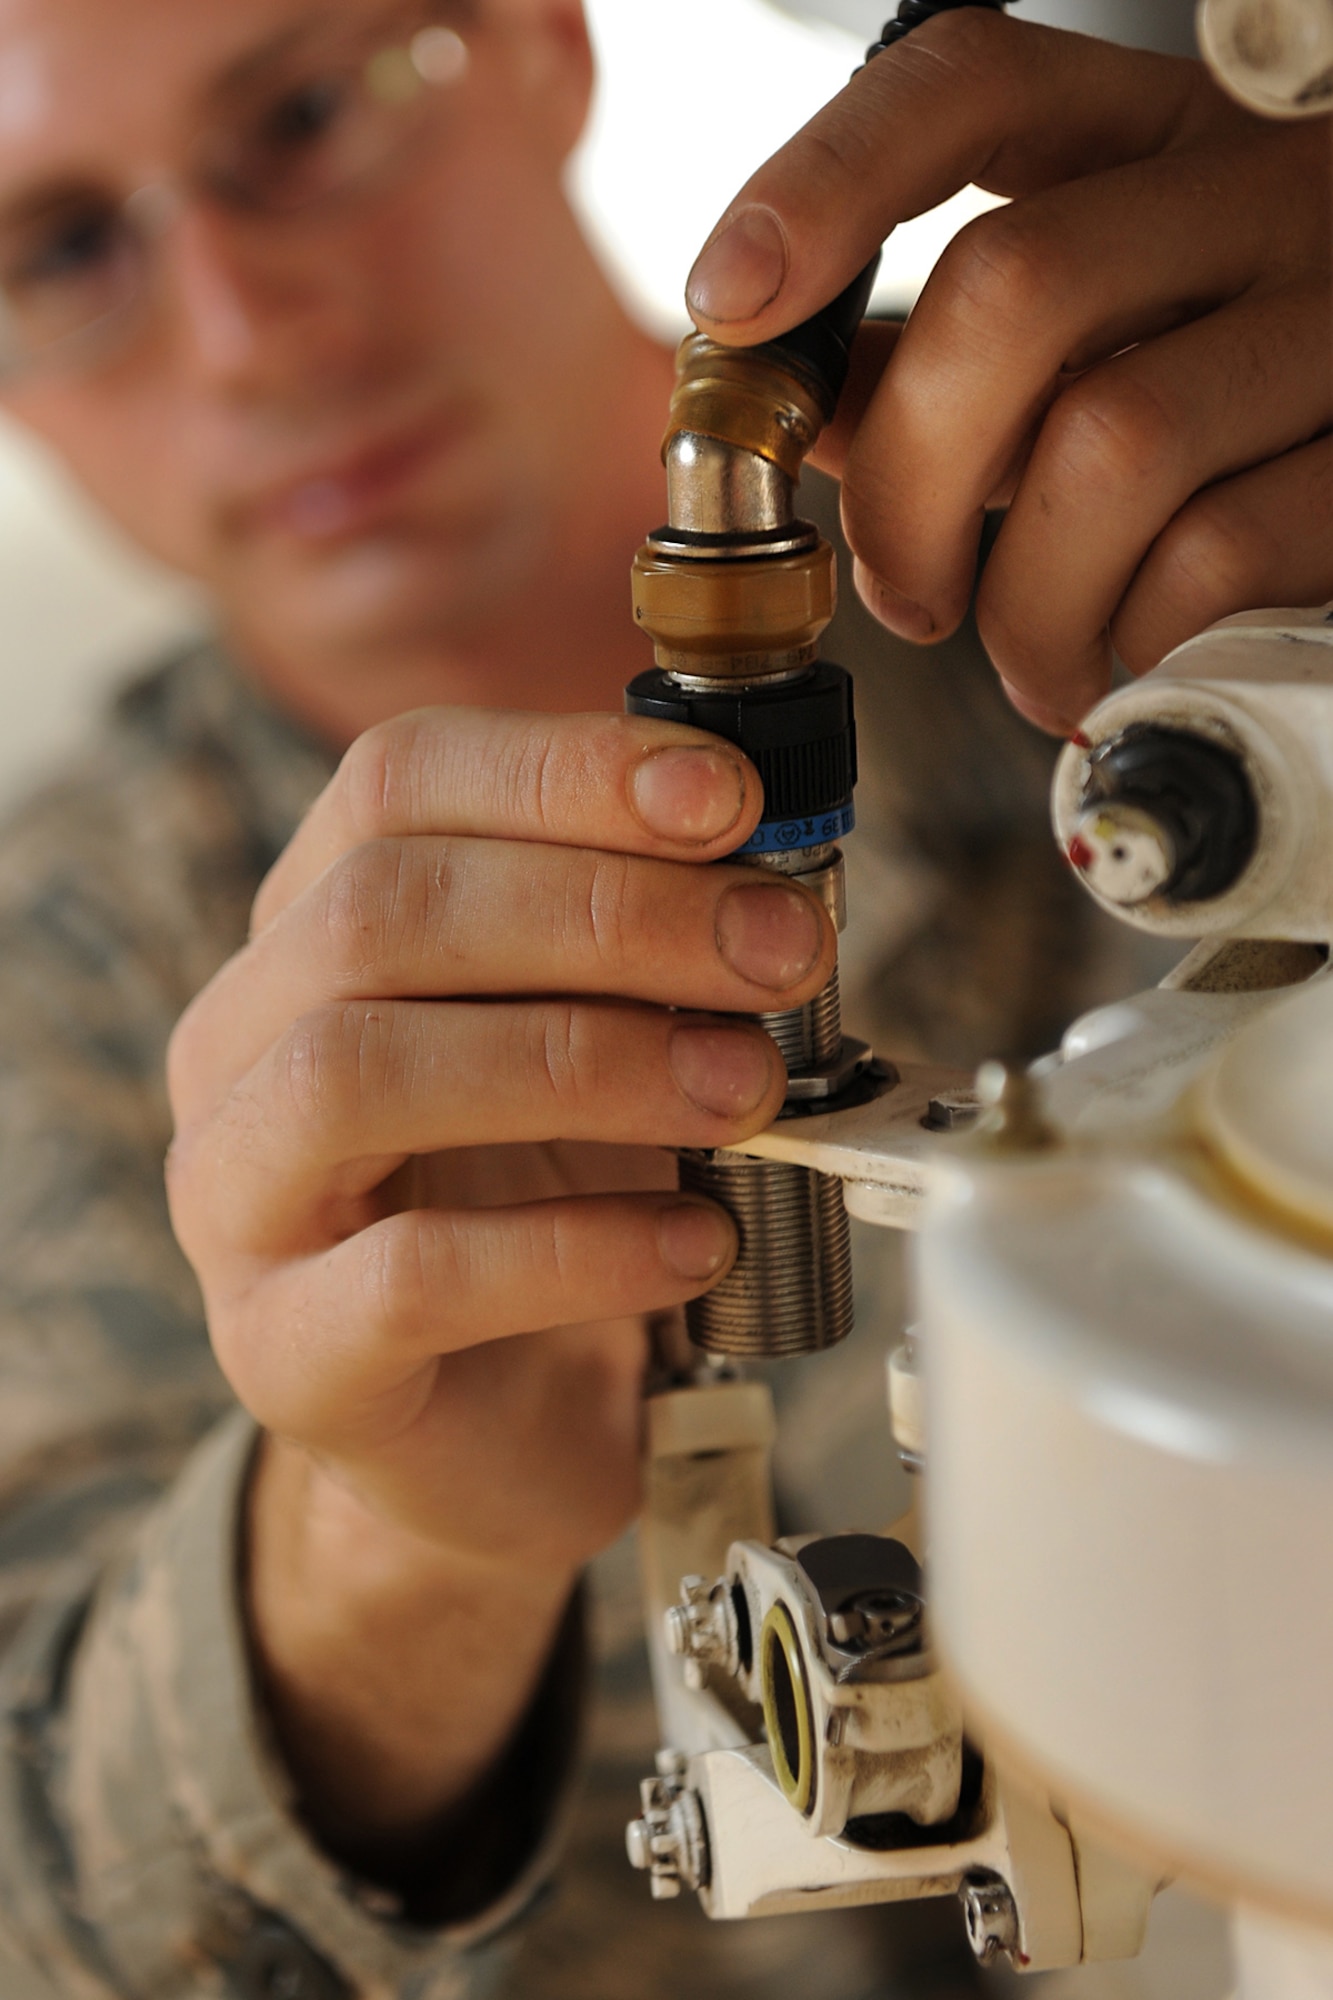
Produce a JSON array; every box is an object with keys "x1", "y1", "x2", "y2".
[{"x1": 626, "y1": 663, "x2": 856, "y2": 823}]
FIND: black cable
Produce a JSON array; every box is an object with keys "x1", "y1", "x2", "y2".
[{"x1": 867, "y1": 0, "x2": 1010, "y2": 60}]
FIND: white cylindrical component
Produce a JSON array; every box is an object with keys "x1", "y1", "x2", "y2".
[
  {"x1": 917, "y1": 1142, "x2": 1333, "y2": 1921},
  {"x1": 1052, "y1": 608, "x2": 1333, "y2": 942},
  {"x1": 887, "y1": 1338, "x2": 925, "y2": 1459},
  {"x1": 1201, "y1": 970, "x2": 1333, "y2": 1234},
  {"x1": 1197, "y1": 0, "x2": 1333, "y2": 117},
  {"x1": 1234, "y1": 1908, "x2": 1333, "y2": 1999}
]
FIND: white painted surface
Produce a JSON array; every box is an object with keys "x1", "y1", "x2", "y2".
[{"x1": 915, "y1": 971, "x2": 1333, "y2": 1986}]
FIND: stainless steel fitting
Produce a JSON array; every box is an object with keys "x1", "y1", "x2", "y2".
[
  {"x1": 680, "y1": 852, "x2": 865, "y2": 1357},
  {"x1": 960, "y1": 1872, "x2": 1021, "y2": 1964}
]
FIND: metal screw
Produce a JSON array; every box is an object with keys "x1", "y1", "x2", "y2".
[
  {"x1": 828, "y1": 1587, "x2": 922, "y2": 1653},
  {"x1": 960, "y1": 1872, "x2": 1021, "y2": 1964},
  {"x1": 625, "y1": 1760, "x2": 710, "y2": 1899},
  {"x1": 924, "y1": 1088, "x2": 982, "y2": 1131}
]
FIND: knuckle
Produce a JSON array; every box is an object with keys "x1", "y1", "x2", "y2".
[
  {"x1": 580, "y1": 850, "x2": 634, "y2": 971},
  {"x1": 937, "y1": 207, "x2": 1065, "y2": 344},
  {"x1": 529, "y1": 1204, "x2": 574, "y2": 1295},
  {"x1": 795, "y1": 103, "x2": 890, "y2": 195},
  {"x1": 866, "y1": 5, "x2": 1009, "y2": 115},
  {"x1": 336, "y1": 713, "x2": 431, "y2": 838},
  {"x1": 1043, "y1": 372, "x2": 1182, "y2": 499},
  {"x1": 912, "y1": 1, "x2": 1010, "y2": 75},
  {"x1": 278, "y1": 1001, "x2": 384, "y2": 1140},
  {"x1": 317, "y1": 838, "x2": 440, "y2": 988},
  {"x1": 1154, "y1": 489, "x2": 1273, "y2": 620},
  {"x1": 503, "y1": 716, "x2": 562, "y2": 839},
  {"x1": 502, "y1": 713, "x2": 637, "y2": 840},
  {"x1": 527, "y1": 1002, "x2": 602, "y2": 1119},
  {"x1": 365, "y1": 1212, "x2": 440, "y2": 1345}
]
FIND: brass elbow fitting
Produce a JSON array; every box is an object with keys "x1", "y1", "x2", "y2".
[
  {"x1": 664, "y1": 332, "x2": 827, "y2": 482},
  {"x1": 631, "y1": 333, "x2": 837, "y2": 683}
]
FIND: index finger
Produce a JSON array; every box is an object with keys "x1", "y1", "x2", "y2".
[
  {"x1": 253, "y1": 707, "x2": 762, "y2": 932},
  {"x1": 684, "y1": 12, "x2": 1205, "y2": 343}
]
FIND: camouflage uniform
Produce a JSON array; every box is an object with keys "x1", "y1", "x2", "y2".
[{"x1": 0, "y1": 479, "x2": 1157, "y2": 1998}]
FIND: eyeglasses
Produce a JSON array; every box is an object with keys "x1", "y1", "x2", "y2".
[{"x1": 0, "y1": 1, "x2": 472, "y2": 383}]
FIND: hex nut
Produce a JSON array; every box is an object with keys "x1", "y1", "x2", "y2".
[{"x1": 960, "y1": 1872, "x2": 1021, "y2": 1965}]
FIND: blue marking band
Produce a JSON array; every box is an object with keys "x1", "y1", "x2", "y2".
[{"x1": 732, "y1": 802, "x2": 855, "y2": 857}]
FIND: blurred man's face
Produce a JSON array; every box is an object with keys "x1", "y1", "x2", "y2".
[{"x1": 0, "y1": 0, "x2": 604, "y2": 673}]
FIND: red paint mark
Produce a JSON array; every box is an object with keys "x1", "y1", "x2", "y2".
[
  {"x1": 1070, "y1": 729, "x2": 1091, "y2": 749},
  {"x1": 1067, "y1": 836, "x2": 1093, "y2": 870}
]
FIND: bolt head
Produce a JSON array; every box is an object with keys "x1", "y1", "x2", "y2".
[
  {"x1": 625, "y1": 1818, "x2": 653, "y2": 1871},
  {"x1": 663, "y1": 1605, "x2": 691, "y2": 1656},
  {"x1": 925, "y1": 1089, "x2": 982, "y2": 1131},
  {"x1": 828, "y1": 1609, "x2": 866, "y2": 1644}
]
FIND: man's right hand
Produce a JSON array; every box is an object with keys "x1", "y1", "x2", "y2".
[
  {"x1": 685, "y1": 11, "x2": 1332, "y2": 735},
  {"x1": 164, "y1": 706, "x2": 834, "y2": 1861}
]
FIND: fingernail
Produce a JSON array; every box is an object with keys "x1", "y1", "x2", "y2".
[
  {"x1": 715, "y1": 882, "x2": 822, "y2": 991},
  {"x1": 686, "y1": 205, "x2": 788, "y2": 325},
  {"x1": 669, "y1": 1022, "x2": 776, "y2": 1118},
  {"x1": 852, "y1": 558, "x2": 935, "y2": 643},
  {"x1": 628, "y1": 745, "x2": 747, "y2": 844},
  {"x1": 657, "y1": 1199, "x2": 735, "y2": 1281}
]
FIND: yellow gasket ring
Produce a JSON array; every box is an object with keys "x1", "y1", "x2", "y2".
[{"x1": 760, "y1": 1601, "x2": 815, "y2": 1816}]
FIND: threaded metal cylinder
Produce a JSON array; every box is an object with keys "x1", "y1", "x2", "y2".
[
  {"x1": 684, "y1": 959, "x2": 851, "y2": 1358},
  {"x1": 758, "y1": 967, "x2": 841, "y2": 1071},
  {"x1": 679, "y1": 1149, "x2": 853, "y2": 1356}
]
